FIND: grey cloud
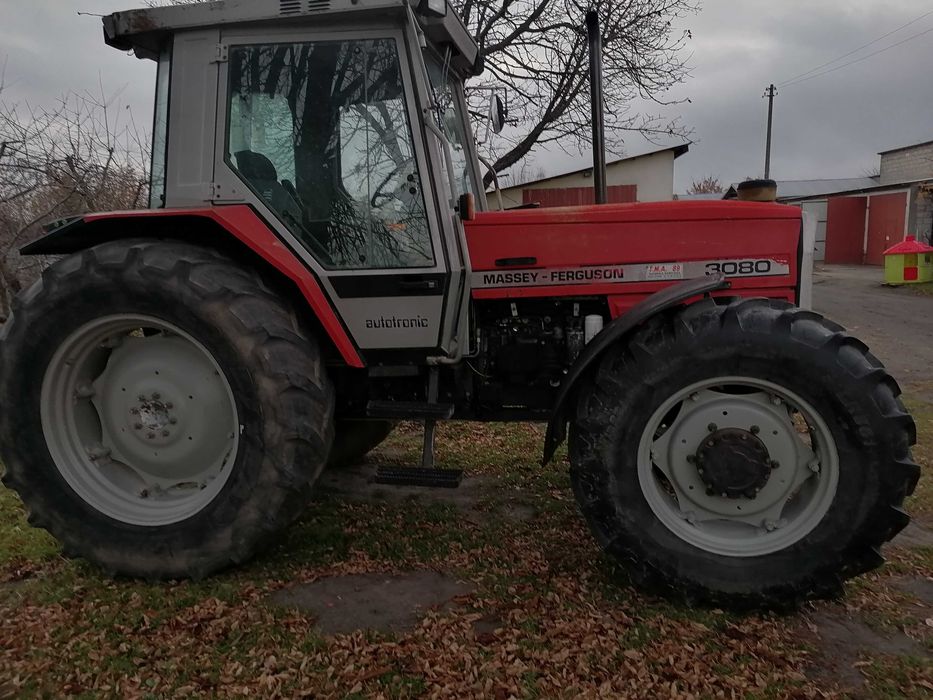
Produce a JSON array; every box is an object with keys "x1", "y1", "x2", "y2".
[{"x1": 1, "y1": 0, "x2": 930, "y2": 194}]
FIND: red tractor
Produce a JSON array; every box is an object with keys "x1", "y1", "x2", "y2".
[{"x1": 0, "y1": 0, "x2": 918, "y2": 608}]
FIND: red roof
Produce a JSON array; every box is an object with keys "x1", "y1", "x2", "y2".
[{"x1": 883, "y1": 235, "x2": 933, "y2": 255}]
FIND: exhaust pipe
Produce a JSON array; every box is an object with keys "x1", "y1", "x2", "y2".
[{"x1": 586, "y1": 10, "x2": 607, "y2": 205}]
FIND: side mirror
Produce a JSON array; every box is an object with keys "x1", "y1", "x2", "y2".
[
  {"x1": 417, "y1": 0, "x2": 447, "y2": 18},
  {"x1": 489, "y1": 94, "x2": 506, "y2": 134}
]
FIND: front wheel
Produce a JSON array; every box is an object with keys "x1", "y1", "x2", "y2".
[
  {"x1": 327, "y1": 420, "x2": 395, "y2": 469},
  {"x1": 570, "y1": 298, "x2": 919, "y2": 608},
  {"x1": 0, "y1": 239, "x2": 334, "y2": 578}
]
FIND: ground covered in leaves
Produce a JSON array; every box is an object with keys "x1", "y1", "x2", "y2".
[{"x1": 1, "y1": 389, "x2": 931, "y2": 698}]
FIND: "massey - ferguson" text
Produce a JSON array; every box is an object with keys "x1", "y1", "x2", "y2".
[{"x1": 480, "y1": 267, "x2": 625, "y2": 287}]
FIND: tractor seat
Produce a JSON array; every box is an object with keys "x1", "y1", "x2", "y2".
[
  {"x1": 234, "y1": 150, "x2": 293, "y2": 210},
  {"x1": 233, "y1": 150, "x2": 333, "y2": 263}
]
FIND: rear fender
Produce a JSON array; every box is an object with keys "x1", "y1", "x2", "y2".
[
  {"x1": 542, "y1": 273, "x2": 729, "y2": 464},
  {"x1": 21, "y1": 206, "x2": 364, "y2": 368}
]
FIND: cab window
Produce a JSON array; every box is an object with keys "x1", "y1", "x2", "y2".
[
  {"x1": 425, "y1": 55, "x2": 477, "y2": 200},
  {"x1": 226, "y1": 38, "x2": 433, "y2": 269}
]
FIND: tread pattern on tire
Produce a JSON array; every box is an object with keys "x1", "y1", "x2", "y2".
[
  {"x1": 569, "y1": 297, "x2": 919, "y2": 608},
  {"x1": 0, "y1": 239, "x2": 334, "y2": 579}
]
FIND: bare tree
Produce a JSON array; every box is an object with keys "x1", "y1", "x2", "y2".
[
  {"x1": 0, "y1": 80, "x2": 149, "y2": 321},
  {"x1": 152, "y1": 1, "x2": 696, "y2": 182},
  {"x1": 461, "y1": 0, "x2": 696, "y2": 181},
  {"x1": 688, "y1": 175, "x2": 723, "y2": 194}
]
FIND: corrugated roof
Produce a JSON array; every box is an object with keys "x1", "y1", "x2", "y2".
[{"x1": 724, "y1": 177, "x2": 880, "y2": 200}]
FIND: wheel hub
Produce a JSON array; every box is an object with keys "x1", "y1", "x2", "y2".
[
  {"x1": 132, "y1": 395, "x2": 176, "y2": 438},
  {"x1": 695, "y1": 428, "x2": 772, "y2": 499}
]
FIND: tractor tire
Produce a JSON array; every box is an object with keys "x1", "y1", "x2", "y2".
[
  {"x1": 327, "y1": 420, "x2": 396, "y2": 469},
  {"x1": 0, "y1": 239, "x2": 334, "y2": 579},
  {"x1": 569, "y1": 298, "x2": 919, "y2": 609}
]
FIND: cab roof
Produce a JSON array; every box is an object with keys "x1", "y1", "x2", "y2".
[{"x1": 103, "y1": 0, "x2": 480, "y2": 74}]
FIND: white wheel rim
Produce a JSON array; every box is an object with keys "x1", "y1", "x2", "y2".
[
  {"x1": 636, "y1": 376, "x2": 840, "y2": 557},
  {"x1": 41, "y1": 315, "x2": 240, "y2": 526}
]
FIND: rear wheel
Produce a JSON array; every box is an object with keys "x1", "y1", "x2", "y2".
[
  {"x1": 0, "y1": 239, "x2": 334, "y2": 578},
  {"x1": 327, "y1": 420, "x2": 395, "y2": 469},
  {"x1": 570, "y1": 298, "x2": 919, "y2": 608}
]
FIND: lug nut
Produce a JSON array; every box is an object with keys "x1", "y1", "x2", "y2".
[
  {"x1": 161, "y1": 429, "x2": 170, "y2": 437},
  {"x1": 686, "y1": 454, "x2": 696, "y2": 464},
  {"x1": 169, "y1": 417, "x2": 178, "y2": 425},
  {"x1": 152, "y1": 392, "x2": 161, "y2": 400},
  {"x1": 130, "y1": 407, "x2": 140, "y2": 415},
  {"x1": 750, "y1": 425, "x2": 760, "y2": 435},
  {"x1": 147, "y1": 432, "x2": 155, "y2": 439},
  {"x1": 134, "y1": 422, "x2": 143, "y2": 430},
  {"x1": 808, "y1": 461, "x2": 820, "y2": 473},
  {"x1": 707, "y1": 423, "x2": 718, "y2": 432},
  {"x1": 138, "y1": 394, "x2": 146, "y2": 401},
  {"x1": 166, "y1": 402, "x2": 173, "y2": 409},
  {"x1": 764, "y1": 520, "x2": 777, "y2": 532},
  {"x1": 770, "y1": 460, "x2": 780, "y2": 469},
  {"x1": 771, "y1": 396, "x2": 782, "y2": 406},
  {"x1": 740, "y1": 434, "x2": 748, "y2": 441},
  {"x1": 707, "y1": 440, "x2": 715, "y2": 447},
  {"x1": 697, "y1": 468, "x2": 705, "y2": 475}
]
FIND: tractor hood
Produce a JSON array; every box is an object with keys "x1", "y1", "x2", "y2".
[{"x1": 464, "y1": 200, "x2": 804, "y2": 310}]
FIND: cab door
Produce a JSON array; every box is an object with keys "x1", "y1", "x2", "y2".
[{"x1": 212, "y1": 24, "x2": 463, "y2": 357}]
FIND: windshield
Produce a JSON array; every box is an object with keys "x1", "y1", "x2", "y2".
[{"x1": 424, "y1": 53, "x2": 477, "y2": 201}]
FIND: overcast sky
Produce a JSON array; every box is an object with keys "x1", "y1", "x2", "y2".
[{"x1": 1, "y1": 0, "x2": 931, "y2": 193}]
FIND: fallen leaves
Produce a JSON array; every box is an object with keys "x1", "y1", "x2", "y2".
[{"x1": 0, "y1": 419, "x2": 930, "y2": 698}]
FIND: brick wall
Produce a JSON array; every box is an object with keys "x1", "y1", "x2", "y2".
[{"x1": 880, "y1": 142, "x2": 933, "y2": 185}]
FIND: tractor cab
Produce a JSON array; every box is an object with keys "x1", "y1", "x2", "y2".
[{"x1": 105, "y1": 0, "x2": 485, "y2": 359}]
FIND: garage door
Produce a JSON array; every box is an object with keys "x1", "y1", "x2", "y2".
[
  {"x1": 825, "y1": 196, "x2": 866, "y2": 264},
  {"x1": 866, "y1": 192, "x2": 907, "y2": 265}
]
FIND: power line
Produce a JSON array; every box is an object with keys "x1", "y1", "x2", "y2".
[
  {"x1": 779, "y1": 8, "x2": 933, "y2": 87},
  {"x1": 781, "y1": 24, "x2": 933, "y2": 88}
]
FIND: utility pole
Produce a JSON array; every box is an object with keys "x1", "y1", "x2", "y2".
[{"x1": 763, "y1": 84, "x2": 777, "y2": 179}]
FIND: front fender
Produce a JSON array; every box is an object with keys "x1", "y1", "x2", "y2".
[
  {"x1": 542, "y1": 273, "x2": 729, "y2": 464},
  {"x1": 21, "y1": 207, "x2": 364, "y2": 368}
]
